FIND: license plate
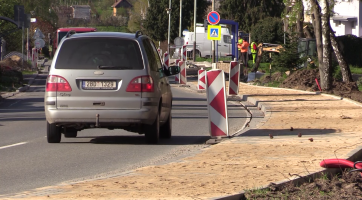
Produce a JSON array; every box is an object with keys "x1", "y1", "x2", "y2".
[{"x1": 82, "y1": 81, "x2": 117, "y2": 90}]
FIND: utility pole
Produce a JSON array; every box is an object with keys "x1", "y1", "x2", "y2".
[
  {"x1": 211, "y1": 0, "x2": 215, "y2": 64},
  {"x1": 167, "y1": 0, "x2": 171, "y2": 55},
  {"x1": 192, "y1": 0, "x2": 197, "y2": 62},
  {"x1": 179, "y1": 0, "x2": 182, "y2": 37}
]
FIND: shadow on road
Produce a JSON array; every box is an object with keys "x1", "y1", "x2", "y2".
[{"x1": 63, "y1": 135, "x2": 210, "y2": 145}]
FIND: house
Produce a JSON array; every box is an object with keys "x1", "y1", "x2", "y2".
[
  {"x1": 111, "y1": 0, "x2": 133, "y2": 17},
  {"x1": 330, "y1": 0, "x2": 361, "y2": 37},
  {"x1": 303, "y1": 0, "x2": 361, "y2": 37},
  {"x1": 71, "y1": 5, "x2": 91, "y2": 19}
]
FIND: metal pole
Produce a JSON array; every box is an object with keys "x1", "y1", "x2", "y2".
[
  {"x1": 212, "y1": 0, "x2": 215, "y2": 64},
  {"x1": 22, "y1": 22, "x2": 24, "y2": 68},
  {"x1": 179, "y1": 0, "x2": 182, "y2": 37},
  {"x1": 27, "y1": 28, "x2": 29, "y2": 61},
  {"x1": 167, "y1": 0, "x2": 171, "y2": 55},
  {"x1": 193, "y1": 0, "x2": 197, "y2": 62}
]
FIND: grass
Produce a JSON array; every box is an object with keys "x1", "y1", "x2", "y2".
[
  {"x1": 350, "y1": 65, "x2": 362, "y2": 74},
  {"x1": 21, "y1": 70, "x2": 36, "y2": 75}
]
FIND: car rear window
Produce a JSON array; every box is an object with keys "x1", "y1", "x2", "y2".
[{"x1": 55, "y1": 38, "x2": 143, "y2": 70}]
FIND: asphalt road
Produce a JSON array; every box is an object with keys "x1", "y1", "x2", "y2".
[{"x1": 0, "y1": 74, "x2": 248, "y2": 196}]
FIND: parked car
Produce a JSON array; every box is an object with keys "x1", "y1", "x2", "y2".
[{"x1": 44, "y1": 31, "x2": 180, "y2": 144}]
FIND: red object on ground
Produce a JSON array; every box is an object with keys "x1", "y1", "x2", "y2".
[
  {"x1": 315, "y1": 78, "x2": 322, "y2": 92},
  {"x1": 320, "y1": 159, "x2": 362, "y2": 175}
]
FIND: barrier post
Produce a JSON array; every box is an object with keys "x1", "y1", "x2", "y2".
[
  {"x1": 175, "y1": 59, "x2": 180, "y2": 83},
  {"x1": 182, "y1": 45, "x2": 187, "y2": 62},
  {"x1": 179, "y1": 60, "x2": 187, "y2": 84},
  {"x1": 163, "y1": 52, "x2": 169, "y2": 69},
  {"x1": 198, "y1": 68, "x2": 206, "y2": 90},
  {"x1": 206, "y1": 70, "x2": 229, "y2": 138},
  {"x1": 228, "y1": 59, "x2": 240, "y2": 95}
]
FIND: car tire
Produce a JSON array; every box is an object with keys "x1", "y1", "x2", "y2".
[
  {"x1": 47, "y1": 122, "x2": 61, "y2": 143},
  {"x1": 160, "y1": 111, "x2": 172, "y2": 139},
  {"x1": 64, "y1": 128, "x2": 78, "y2": 138},
  {"x1": 145, "y1": 112, "x2": 160, "y2": 144}
]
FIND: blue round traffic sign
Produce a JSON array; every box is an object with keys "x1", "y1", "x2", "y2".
[{"x1": 207, "y1": 11, "x2": 220, "y2": 25}]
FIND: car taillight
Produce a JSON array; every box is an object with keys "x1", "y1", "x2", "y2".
[
  {"x1": 46, "y1": 75, "x2": 72, "y2": 92},
  {"x1": 126, "y1": 76, "x2": 154, "y2": 92}
]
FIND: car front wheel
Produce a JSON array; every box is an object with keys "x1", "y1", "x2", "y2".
[{"x1": 47, "y1": 122, "x2": 61, "y2": 143}]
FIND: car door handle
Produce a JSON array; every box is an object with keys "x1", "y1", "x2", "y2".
[{"x1": 224, "y1": 45, "x2": 228, "y2": 47}]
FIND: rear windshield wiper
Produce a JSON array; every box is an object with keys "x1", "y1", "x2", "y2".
[{"x1": 97, "y1": 65, "x2": 131, "y2": 69}]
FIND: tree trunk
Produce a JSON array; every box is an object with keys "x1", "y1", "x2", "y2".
[
  {"x1": 296, "y1": 0, "x2": 304, "y2": 38},
  {"x1": 320, "y1": 0, "x2": 332, "y2": 90},
  {"x1": 310, "y1": 0, "x2": 325, "y2": 90},
  {"x1": 303, "y1": 25, "x2": 313, "y2": 38},
  {"x1": 329, "y1": 26, "x2": 353, "y2": 82},
  {"x1": 251, "y1": 43, "x2": 263, "y2": 72}
]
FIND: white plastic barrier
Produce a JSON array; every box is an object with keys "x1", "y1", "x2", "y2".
[
  {"x1": 179, "y1": 60, "x2": 187, "y2": 84},
  {"x1": 198, "y1": 68, "x2": 206, "y2": 90},
  {"x1": 228, "y1": 60, "x2": 240, "y2": 95},
  {"x1": 206, "y1": 70, "x2": 229, "y2": 137}
]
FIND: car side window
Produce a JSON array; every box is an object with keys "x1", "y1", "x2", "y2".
[
  {"x1": 150, "y1": 41, "x2": 163, "y2": 70},
  {"x1": 142, "y1": 39, "x2": 158, "y2": 72},
  {"x1": 223, "y1": 35, "x2": 231, "y2": 44}
]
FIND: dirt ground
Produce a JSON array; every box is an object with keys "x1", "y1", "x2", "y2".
[{"x1": 5, "y1": 71, "x2": 362, "y2": 200}]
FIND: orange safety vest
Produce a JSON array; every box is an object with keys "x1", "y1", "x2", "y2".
[{"x1": 240, "y1": 41, "x2": 249, "y2": 53}]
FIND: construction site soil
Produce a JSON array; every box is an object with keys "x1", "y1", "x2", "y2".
[
  {"x1": 256, "y1": 69, "x2": 362, "y2": 103},
  {"x1": 245, "y1": 170, "x2": 362, "y2": 200}
]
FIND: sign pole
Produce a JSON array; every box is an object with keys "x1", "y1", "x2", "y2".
[
  {"x1": 212, "y1": 0, "x2": 215, "y2": 65},
  {"x1": 193, "y1": 0, "x2": 197, "y2": 62}
]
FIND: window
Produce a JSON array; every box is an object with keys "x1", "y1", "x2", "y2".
[
  {"x1": 223, "y1": 35, "x2": 231, "y2": 44},
  {"x1": 55, "y1": 38, "x2": 143, "y2": 69},
  {"x1": 142, "y1": 38, "x2": 161, "y2": 72}
]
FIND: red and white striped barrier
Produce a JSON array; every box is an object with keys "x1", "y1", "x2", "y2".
[
  {"x1": 198, "y1": 68, "x2": 206, "y2": 90},
  {"x1": 175, "y1": 59, "x2": 180, "y2": 83},
  {"x1": 228, "y1": 60, "x2": 240, "y2": 95},
  {"x1": 163, "y1": 52, "x2": 169, "y2": 69},
  {"x1": 179, "y1": 60, "x2": 187, "y2": 84},
  {"x1": 182, "y1": 45, "x2": 187, "y2": 61},
  {"x1": 206, "y1": 70, "x2": 228, "y2": 137}
]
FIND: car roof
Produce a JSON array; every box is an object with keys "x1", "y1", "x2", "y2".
[
  {"x1": 57, "y1": 27, "x2": 97, "y2": 32},
  {"x1": 68, "y1": 32, "x2": 145, "y2": 40}
]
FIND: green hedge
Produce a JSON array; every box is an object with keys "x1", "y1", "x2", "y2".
[{"x1": 337, "y1": 34, "x2": 362, "y2": 68}]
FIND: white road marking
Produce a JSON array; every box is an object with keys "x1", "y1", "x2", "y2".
[
  {"x1": 8, "y1": 100, "x2": 21, "y2": 108},
  {"x1": 0, "y1": 142, "x2": 27, "y2": 150}
]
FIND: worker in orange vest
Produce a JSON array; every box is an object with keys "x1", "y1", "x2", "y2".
[{"x1": 239, "y1": 38, "x2": 249, "y2": 68}]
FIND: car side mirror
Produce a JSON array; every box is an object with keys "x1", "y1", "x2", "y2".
[{"x1": 165, "y1": 65, "x2": 180, "y2": 76}]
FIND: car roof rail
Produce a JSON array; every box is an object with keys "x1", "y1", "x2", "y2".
[
  {"x1": 135, "y1": 30, "x2": 143, "y2": 38},
  {"x1": 65, "y1": 30, "x2": 76, "y2": 38}
]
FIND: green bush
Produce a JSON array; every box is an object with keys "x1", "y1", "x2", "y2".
[
  {"x1": 336, "y1": 35, "x2": 362, "y2": 68},
  {"x1": 271, "y1": 39, "x2": 306, "y2": 72}
]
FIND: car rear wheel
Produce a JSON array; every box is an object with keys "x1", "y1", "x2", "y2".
[
  {"x1": 47, "y1": 122, "x2": 61, "y2": 143},
  {"x1": 160, "y1": 111, "x2": 172, "y2": 139},
  {"x1": 64, "y1": 128, "x2": 78, "y2": 138},
  {"x1": 145, "y1": 112, "x2": 160, "y2": 144}
]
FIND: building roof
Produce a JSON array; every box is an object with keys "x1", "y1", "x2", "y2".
[
  {"x1": 111, "y1": 0, "x2": 132, "y2": 8},
  {"x1": 332, "y1": 15, "x2": 357, "y2": 21}
]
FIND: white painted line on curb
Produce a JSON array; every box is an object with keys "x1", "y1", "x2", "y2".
[{"x1": 0, "y1": 142, "x2": 27, "y2": 150}]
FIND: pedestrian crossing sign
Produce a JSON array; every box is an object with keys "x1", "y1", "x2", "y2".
[{"x1": 207, "y1": 25, "x2": 221, "y2": 41}]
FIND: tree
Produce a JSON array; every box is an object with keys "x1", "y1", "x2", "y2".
[
  {"x1": 143, "y1": 0, "x2": 208, "y2": 42},
  {"x1": 218, "y1": 0, "x2": 285, "y2": 33},
  {"x1": 0, "y1": 0, "x2": 23, "y2": 52},
  {"x1": 128, "y1": 0, "x2": 149, "y2": 32},
  {"x1": 319, "y1": 0, "x2": 332, "y2": 90},
  {"x1": 251, "y1": 17, "x2": 284, "y2": 44}
]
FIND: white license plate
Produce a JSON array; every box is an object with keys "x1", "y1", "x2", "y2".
[{"x1": 82, "y1": 81, "x2": 117, "y2": 90}]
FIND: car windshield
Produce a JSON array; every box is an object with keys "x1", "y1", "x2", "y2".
[{"x1": 55, "y1": 38, "x2": 143, "y2": 70}]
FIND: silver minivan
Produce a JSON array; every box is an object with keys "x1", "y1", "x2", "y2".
[{"x1": 44, "y1": 31, "x2": 179, "y2": 144}]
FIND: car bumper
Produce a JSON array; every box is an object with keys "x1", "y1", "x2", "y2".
[{"x1": 45, "y1": 108, "x2": 157, "y2": 125}]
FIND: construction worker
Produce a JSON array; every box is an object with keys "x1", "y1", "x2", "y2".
[
  {"x1": 250, "y1": 40, "x2": 258, "y2": 64},
  {"x1": 240, "y1": 38, "x2": 249, "y2": 69},
  {"x1": 237, "y1": 36, "x2": 243, "y2": 61}
]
